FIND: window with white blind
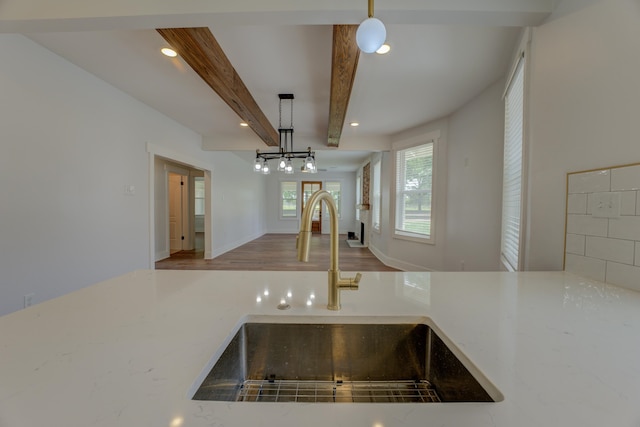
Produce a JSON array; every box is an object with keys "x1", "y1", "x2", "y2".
[
  {"x1": 372, "y1": 159, "x2": 381, "y2": 232},
  {"x1": 355, "y1": 176, "x2": 361, "y2": 221},
  {"x1": 394, "y1": 142, "x2": 433, "y2": 242},
  {"x1": 194, "y1": 177, "x2": 205, "y2": 215},
  {"x1": 325, "y1": 181, "x2": 342, "y2": 218},
  {"x1": 280, "y1": 181, "x2": 297, "y2": 218},
  {"x1": 501, "y1": 56, "x2": 525, "y2": 271}
]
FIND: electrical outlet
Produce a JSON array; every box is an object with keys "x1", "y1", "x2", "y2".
[
  {"x1": 592, "y1": 192, "x2": 621, "y2": 218},
  {"x1": 24, "y1": 293, "x2": 34, "y2": 308}
]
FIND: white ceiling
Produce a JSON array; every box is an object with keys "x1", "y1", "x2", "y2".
[{"x1": 25, "y1": 8, "x2": 536, "y2": 171}]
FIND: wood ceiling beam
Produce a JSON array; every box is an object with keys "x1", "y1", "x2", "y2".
[
  {"x1": 157, "y1": 27, "x2": 279, "y2": 147},
  {"x1": 327, "y1": 25, "x2": 360, "y2": 148}
]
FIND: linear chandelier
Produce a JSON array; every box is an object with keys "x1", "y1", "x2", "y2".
[{"x1": 253, "y1": 94, "x2": 316, "y2": 175}]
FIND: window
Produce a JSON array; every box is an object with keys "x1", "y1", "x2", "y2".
[
  {"x1": 372, "y1": 159, "x2": 381, "y2": 231},
  {"x1": 281, "y1": 181, "x2": 297, "y2": 218},
  {"x1": 194, "y1": 177, "x2": 205, "y2": 215},
  {"x1": 501, "y1": 56, "x2": 525, "y2": 271},
  {"x1": 326, "y1": 181, "x2": 342, "y2": 218},
  {"x1": 355, "y1": 176, "x2": 361, "y2": 221},
  {"x1": 394, "y1": 142, "x2": 433, "y2": 241}
]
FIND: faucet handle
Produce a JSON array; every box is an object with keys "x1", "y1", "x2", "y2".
[{"x1": 354, "y1": 272, "x2": 362, "y2": 284}]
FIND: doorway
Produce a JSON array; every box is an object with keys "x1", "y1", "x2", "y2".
[{"x1": 302, "y1": 181, "x2": 322, "y2": 234}]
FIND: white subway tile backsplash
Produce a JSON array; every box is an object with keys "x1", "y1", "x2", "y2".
[
  {"x1": 566, "y1": 234, "x2": 586, "y2": 255},
  {"x1": 606, "y1": 262, "x2": 640, "y2": 292},
  {"x1": 566, "y1": 164, "x2": 640, "y2": 292},
  {"x1": 620, "y1": 191, "x2": 637, "y2": 215},
  {"x1": 568, "y1": 169, "x2": 610, "y2": 194},
  {"x1": 611, "y1": 164, "x2": 640, "y2": 191},
  {"x1": 565, "y1": 254, "x2": 606, "y2": 282},
  {"x1": 585, "y1": 236, "x2": 634, "y2": 264},
  {"x1": 567, "y1": 193, "x2": 587, "y2": 214},
  {"x1": 608, "y1": 216, "x2": 640, "y2": 241},
  {"x1": 566, "y1": 214, "x2": 608, "y2": 237}
]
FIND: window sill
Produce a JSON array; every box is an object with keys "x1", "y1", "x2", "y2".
[{"x1": 393, "y1": 231, "x2": 433, "y2": 245}]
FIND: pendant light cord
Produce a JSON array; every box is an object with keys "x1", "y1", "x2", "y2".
[{"x1": 368, "y1": 0, "x2": 374, "y2": 18}]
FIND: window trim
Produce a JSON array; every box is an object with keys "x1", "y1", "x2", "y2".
[
  {"x1": 279, "y1": 180, "x2": 298, "y2": 220},
  {"x1": 391, "y1": 130, "x2": 439, "y2": 245},
  {"x1": 371, "y1": 158, "x2": 382, "y2": 233}
]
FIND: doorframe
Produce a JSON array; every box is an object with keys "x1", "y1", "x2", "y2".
[{"x1": 147, "y1": 143, "x2": 213, "y2": 268}]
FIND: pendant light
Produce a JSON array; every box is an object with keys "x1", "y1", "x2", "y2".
[
  {"x1": 253, "y1": 94, "x2": 317, "y2": 175},
  {"x1": 356, "y1": 0, "x2": 386, "y2": 53}
]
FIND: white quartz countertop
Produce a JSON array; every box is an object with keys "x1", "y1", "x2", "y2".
[{"x1": 1, "y1": 270, "x2": 640, "y2": 427}]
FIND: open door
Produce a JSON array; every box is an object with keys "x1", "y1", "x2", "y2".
[
  {"x1": 302, "y1": 181, "x2": 322, "y2": 234},
  {"x1": 169, "y1": 172, "x2": 188, "y2": 253}
]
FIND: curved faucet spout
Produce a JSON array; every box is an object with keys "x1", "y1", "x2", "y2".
[{"x1": 297, "y1": 190, "x2": 361, "y2": 310}]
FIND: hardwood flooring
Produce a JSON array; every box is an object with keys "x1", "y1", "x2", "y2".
[{"x1": 155, "y1": 233, "x2": 398, "y2": 271}]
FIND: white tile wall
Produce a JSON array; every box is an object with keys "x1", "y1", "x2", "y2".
[
  {"x1": 565, "y1": 254, "x2": 606, "y2": 282},
  {"x1": 568, "y1": 169, "x2": 610, "y2": 193},
  {"x1": 566, "y1": 214, "x2": 608, "y2": 236},
  {"x1": 620, "y1": 191, "x2": 637, "y2": 215},
  {"x1": 606, "y1": 262, "x2": 640, "y2": 292},
  {"x1": 567, "y1": 193, "x2": 587, "y2": 214},
  {"x1": 565, "y1": 233, "x2": 585, "y2": 255},
  {"x1": 608, "y1": 216, "x2": 640, "y2": 240},
  {"x1": 585, "y1": 236, "x2": 634, "y2": 264},
  {"x1": 565, "y1": 164, "x2": 640, "y2": 293},
  {"x1": 611, "y1": 165, "x2": 640, "y2": 191}
]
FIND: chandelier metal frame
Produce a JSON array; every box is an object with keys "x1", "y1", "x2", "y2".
[{"x1": 254, "y1": 94, "x2": 316, "y2": 175}]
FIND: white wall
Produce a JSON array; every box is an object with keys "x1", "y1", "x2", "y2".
[
  {"x1": 365, "y1": 79, "x2": 506, "y2": 272},
  {"x1": 525, "y1": 0, "x2": 640, "y2": 270},
  {"x1": 208, "y1": 152, "x2": 267, "y2": 256},
  {"x1": 367, "y1": 118, "x2": 450, "y2": 271},
  {"x1": 264, "y1": 171, "x2": 356, "y2": 235},
  {"x1": 0, "y1": 34, "x2": 267, "y2": 316},
  {"x1": 444, "y1": 79, "x2": 505, "y2": 271}
]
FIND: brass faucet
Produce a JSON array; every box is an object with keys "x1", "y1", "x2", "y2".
[{"x1": 297, "y1": 190, "x2": 361, "y2": 310}]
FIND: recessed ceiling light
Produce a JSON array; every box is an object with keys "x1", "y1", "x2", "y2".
[
  {"x1": 350, "y1": 122, "x2": 360, "y2": 127},
  {"x1": 376, "y1": 44, "x2": 391, "y2": 55},
  {"x1": 161, "y1": 47, "x2": 177, "y2": 57},
  {"x1": 240, "y1": 122, "x2": 249, "y2": 127}
]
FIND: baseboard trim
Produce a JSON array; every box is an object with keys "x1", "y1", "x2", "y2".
[
  {"x1": 211, "y1": 231, "x2": 266, "y2": 259},
  {"x1": 368, "y1": 244, "x2": 431, "y2": 272}
]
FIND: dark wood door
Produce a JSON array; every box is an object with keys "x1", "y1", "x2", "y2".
[{"x1": 302, "y1": 181, "x2": 322, "y2": 234}]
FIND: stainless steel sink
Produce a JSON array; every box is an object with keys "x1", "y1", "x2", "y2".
[{"x1": 192, "y1": 316, "x2": 502, "y2": 403}]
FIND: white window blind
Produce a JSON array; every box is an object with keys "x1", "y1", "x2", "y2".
[
  {"x1": 194, "y1": 177, "x2": 205, "y2": 215},
  {"x1": 372, "y1": 160, "x2": 381, "y2": 231},
  {"x1": 281, "y1": 181, "x2": 297, "y2": 218},
  {"x1": 501, "y1": 57, "x2": 525, "y2": 271},
  {"x1": 395, "y1": 142, "x2": 433, "y2": 239}
]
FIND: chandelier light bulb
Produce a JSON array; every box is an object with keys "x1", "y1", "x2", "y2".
[
  {"x1": 278, "y1": 156, "x2": 286, "y2": 171},
  {"x1": 356, "y1": 17, "x2": 386, "y2": 53},
  {"x1": 262, "y1": 160, "x2": 270, "y2": 175},
  {"x1": 254, "y1": 158, "x2": 262, "y2": 172}
]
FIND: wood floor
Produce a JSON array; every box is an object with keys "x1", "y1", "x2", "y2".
[{"x1": 155, "y1": 234, "x2": 398, "y2": 271}]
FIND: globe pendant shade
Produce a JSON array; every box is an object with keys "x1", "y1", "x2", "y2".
[{"x1": 356, "y1": 17, "x2": 386, "y2": 53}]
